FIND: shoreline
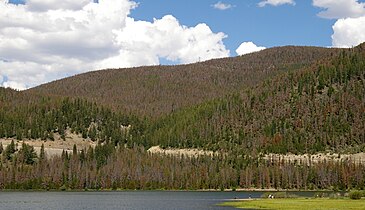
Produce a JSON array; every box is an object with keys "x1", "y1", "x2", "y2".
[{"x1": 0, "y1": 188, "x2": 339, "y2": 193}]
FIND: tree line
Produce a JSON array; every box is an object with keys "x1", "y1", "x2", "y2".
[
  {"x1": 1, "y1": 142, "x2": 364, "y2": 190},
  {"x1": 0, "y1": 44, "x2": 364, "y2": 190}
]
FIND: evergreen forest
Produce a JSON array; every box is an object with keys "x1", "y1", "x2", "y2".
[{"x1": 0, "y1": 43, "x2": 364, "y2": 191}]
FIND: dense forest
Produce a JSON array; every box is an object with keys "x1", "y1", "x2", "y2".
[
  {"x1": 27, "y1": 46, "x2": 340, "y2": 117},
  {"x1": 146, "y1": 45, "x2": 365, "y2": 154},
  {"x1": 0, "y1": 44, "x2": 364, "y2": 190},
  {"x1": 0, "y1": 96, "x2": 143, "y2": 146},
  {"x1": 1, "y1": 144, "x2": 364, "y2": 190}
]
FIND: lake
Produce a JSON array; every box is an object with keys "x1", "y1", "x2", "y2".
[{"x1": 0, "y1": 191, "x2": 264, "y2": 210}]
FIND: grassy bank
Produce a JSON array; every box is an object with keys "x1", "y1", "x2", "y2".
[{"x1": 220, "y1": 198, "x2": 365, "y2": 210}]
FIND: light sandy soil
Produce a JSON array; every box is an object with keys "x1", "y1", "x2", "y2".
[
  {"x1": 148, "y1": 146, "x2": 365, "y2": 164},
  {"x1": 0, "y1": 130, "x2": 96, "y2": 157},
  {"x1": 148, "y1": 146, "x2": 216, "y2": 158},
  {"x1": 264, "y1": 153, "x2": 365, "y2": 164},
  {"x1": 2, "y1": 134, "x2": 364, "y2": 164}
]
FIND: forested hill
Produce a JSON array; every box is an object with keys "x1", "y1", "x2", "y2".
[
  {"x1": 146, "y1": 43, "x2": 365, "y2": 154},
  {"x1": 1, "y1": 44, "x2": 363, "y2": 155},
  {"x1": 26, "y1": 46, "x2": 340, "y2": 117},
  {"x1": 1, "y1": 44, "x2": 365, "y2": 191}
]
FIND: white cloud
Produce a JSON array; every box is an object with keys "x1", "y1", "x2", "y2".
[
  {"x1": 26, "y1": 0, "x2": 92, "y2": 12},
  {"x1": 3, "y1": 81, "x2": 27, "y2": 91},
  {"x1": 0, "y1": 59, "x2": 95, "y2": 90},
  {"x1": 212, "y1": 1, "x2": 233, "y2": 10},
  {"x1": 111, "y1": 16, "x2": 229, "y2": 66},
  {"x1": 332, "y1": 16, "x2": 365, "y2": 48},
  {"x1": 0, "y1": 0, "x2": 229, "y2": 90},
  {"x1": 313, "y1": 0, "x2": 365, "y2": 19},
  {"x1": 236, "y1": 42, "x2": 266, "y2": 55},
  {"x1": 312, "y1": 0, "x2": 365, "y2": 48},
  {"x1": 258, "y1": 0, "x2": 295, "y2": 7}
]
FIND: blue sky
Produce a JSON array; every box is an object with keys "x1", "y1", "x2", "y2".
[
  {"x1": 130, "y1": 0, "x2": 335, "y2": 53},
  {"x1": 7, "y1": 0, "x2": 339, "y2": 54},
  {"x1": 1, "y1": 0, "x2": 365, "y2": 89}
]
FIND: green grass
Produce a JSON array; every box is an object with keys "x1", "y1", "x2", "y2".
[{"x1": 220, "y1": 198, "x2": 365, "y2": 210}]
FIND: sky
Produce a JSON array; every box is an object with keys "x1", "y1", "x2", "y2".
[{"x1": 1, "y1": 0, "x2": 365, "y2": 90}]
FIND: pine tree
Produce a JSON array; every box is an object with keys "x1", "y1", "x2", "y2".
[
  {"x1": 20, "y1": 142, "x2": 37, "y2": 165},
  {"x1": 0, "y1": 142, "x2": 3, "y2": 154},
  {"x1": 40, "y1": 143, "x2": 45, "y2": 160},
  {"x1": 73, "y1": 144, "x2": 77, "y2": 157},
  {"x1": 4, "y1": 140, "x2": 16, "y2": 160}
]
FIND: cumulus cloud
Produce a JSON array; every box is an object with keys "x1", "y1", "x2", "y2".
[
  {"x1": 258, "y1": 0, "x2": 295, "y2": 7},
  {"x1": 112, "y1": 16, "x2": 228, "y2": 65},
  {"x1": 0, "y1": 0, "x2": 229, "y2": 90},
  {"x1": 3, "y1": 81, "x2": 27, "y2": 91},
  {"x1": 212, "y1": 1, "x2": 233, "y2": 10},
  {"x1": 332, "y1": 16, "x2": 365, "y2": 48},
  {"x1": 313, "y1": 0, "x2": 365, "y2": 19},
  {"x1": 26, "y1": 0, "x2": 92, "y2": 11},
  {"x1": 236, "y1": 42, "x2": 266, "y2": 55},
  {"x1": 313, "y1": 0, "x2": 365, "y2": 48}
]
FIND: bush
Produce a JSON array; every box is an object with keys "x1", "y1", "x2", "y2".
[
  {"x1": 59, "y1": 185, "x2": 67, "y2": 191},
  {"x1": 349, "y1": 190, "x2": 362, "y2": 200},
  {"x1": 261, "y1": 192, "x2": 298, "y2": 199},
  {"x1": 314, "y1": 192, "x2": 329, "y2": 198},
  {"x1": 328, "y1": 192, "x2": 342, "y2": 199}
]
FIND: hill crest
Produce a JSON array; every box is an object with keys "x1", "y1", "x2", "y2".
[{"x1": 26, "y1": 45, "x2": 340, "y2": 117}]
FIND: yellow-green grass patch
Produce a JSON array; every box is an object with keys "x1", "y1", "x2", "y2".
[{"x1": 220, "y1": 198, "x2": 365, "y2": 210}]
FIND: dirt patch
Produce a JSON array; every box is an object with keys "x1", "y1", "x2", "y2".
[
  {"x1": 264, "y1": 153, "x2": 365, "y2": 164},
  {"x1": 147, "y1": 146, "x2": 216, "y2": 158},
  {"x1": 0, "y1": 130, "x2": 96, "y2": 157}
]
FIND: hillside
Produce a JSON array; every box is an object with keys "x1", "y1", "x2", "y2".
[
  {"x1": 1, "y1": 45, "x2": 362, "y2": 155},
  {"x1": 146, "y1": 44, "x2": 365, "y2": 155},
  {"x1": 26, "y1": 46, "x2": 340, "y2": 117},
  {"x1": 1, "y1": 44, "x2": 364, "y2": 191}
]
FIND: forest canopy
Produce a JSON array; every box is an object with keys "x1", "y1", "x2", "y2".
[{"x1": 0, "y1": 44, "x2": 364, "y2": 190}]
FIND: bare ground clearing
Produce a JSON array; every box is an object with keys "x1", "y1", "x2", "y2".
[
  {"x1": 0, "y1": 130, "x2": 96, "y2": 157},
  {"x1": 147, "y1": 146, "x2": 216, "y2": 158},
  {"x1": 148, "y1": 146, "x2": 365, "y2": 164},
  {"x1": 264, "y1": 153, "x2": 365, "y2": 164},
  {"x1": 2, "y1": 136, "x2": 364, "y2": 164}
]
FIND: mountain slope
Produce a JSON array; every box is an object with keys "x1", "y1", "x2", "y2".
[
  {"x1": 145, "y1": 44, "x2": 365, "y2": 154},
  {"x1": 1, "y1": 44, "x2": 364, "y2": 191},
  {"x1": 26, "y1": 46, "x2": 340, "y2": 117},
  {"x1": 2, "y1": 44, "x2": 363, "y2": 155}
]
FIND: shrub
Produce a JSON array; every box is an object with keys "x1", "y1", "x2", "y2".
[
  {"x1": 59, "y1": 185, "x2": 67, "y2": 191},
  {"x1": 349, "y1": 190, "x2": 362, "y2": 200},
  {"x1": 314, "y1": 192, "x2": 329, "y2": 198},
  {"x1": 328, "y1": 192, "x2": 342, "y2": 199},
  {"x1": 261, "y1": 192, "x2": 298, "y2": 199}
]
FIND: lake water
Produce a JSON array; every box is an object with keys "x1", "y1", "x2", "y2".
[{"x1": 0, "y1": 191, "x2": 264, "y2": 210}]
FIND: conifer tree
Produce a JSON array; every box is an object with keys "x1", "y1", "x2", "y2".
[
  {"x1": 4, "y1": 140, "x2": 16, "y2": 160},
  {"x1": 20, "y1": 142, "x2": 37, "y2": 165},
  {"x1": 40, "y1": 143, "x2": 45, "y2": 160},
  {"x1": 73, "y1": 144, "x2": 77, "y2": 157}
]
